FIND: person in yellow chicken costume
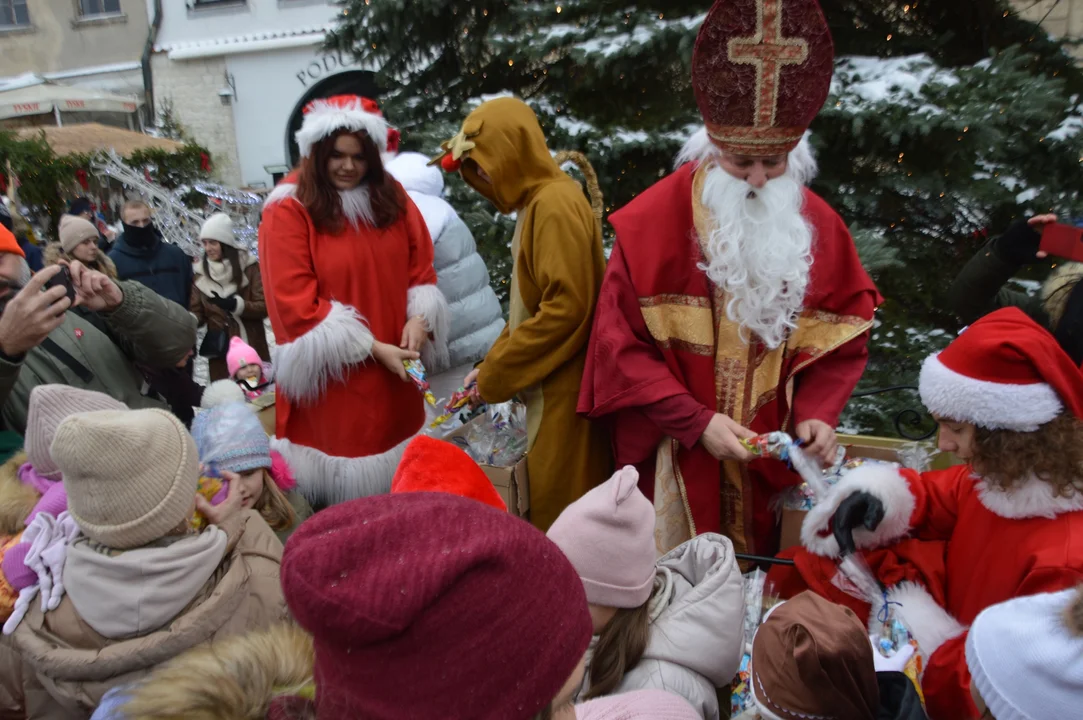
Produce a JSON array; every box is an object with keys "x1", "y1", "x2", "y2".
[{"x1": 435, "y1": 97, "x2": 612, "y2": 529}]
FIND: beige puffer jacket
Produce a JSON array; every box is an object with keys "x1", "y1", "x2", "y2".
[{"x1": 0, "y1": 511, "x2": 286, "y2": 719}]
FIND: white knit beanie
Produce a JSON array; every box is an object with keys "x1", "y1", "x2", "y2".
[
  {"x1": 574, "y1": 689, "x2": 701, "y2": 719},
  {"x1": 52, "y1": 408, "x2": 200, "y2": 550},
  {"x1": 58, "y1": 215, "x2": 98, "y2": 254},
  {"x1": 199, "y1": 213, "x2": 239, "y2": 249},
  {"x1": 26, "y1": 385, "x2": 126, "y2": 480},
  {"x1": 966, "y1": 587, "x2": 1083, "y2": 720}
]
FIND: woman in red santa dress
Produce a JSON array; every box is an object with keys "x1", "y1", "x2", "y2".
[
  {"x1": 259, "y1": 95, "x2": 449, "y2": 506},
  {"x1": 772, "y1": 307, "x2": 1083, "y2": 720}
]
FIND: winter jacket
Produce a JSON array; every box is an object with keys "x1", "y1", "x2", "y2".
[
  {"x1": 0, "y1": 280, "x2": 198, "y2": 434},
  {"x1": 43, "y1": 242, "x2": 118, "y2": 280},
  {"x1": 190, "y1": 257, "x2": 269, "y2": 382},
  {"x1": 0, "y1": 511, "x2": 287, "y2": 719},
  {"x1": 386, "y1": 152, "x2": 505, "y2": 372},
  {"x1": 109, "y1": 230, "x2": 194, "y2": 310},
  {"x1": 581, "y1": 534, "x2": 745, "y2": 720},
  {"x1": 17, "y1": 236, "x2": 42, "y2": 273}
]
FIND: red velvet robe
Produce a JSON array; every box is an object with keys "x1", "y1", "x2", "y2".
[{"x1": 578, "y1": 162, "x2": 881, "y2": 554}]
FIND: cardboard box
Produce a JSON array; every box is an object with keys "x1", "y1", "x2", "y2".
[{"x1": 444, "y1": 417, "x2": 530, "y2": 518}]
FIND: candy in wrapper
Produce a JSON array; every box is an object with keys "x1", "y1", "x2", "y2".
[
  {"x1": 741, "y1": 431, "x2": 794, "y2": 462},
  {"x1": 403, "y1": 359, "x2": 437, "y2": 406},
  {"x1": 430, "y1": 386, "x2": 478, "y2": 428},
  {"x1": 191, "y1": 472, "x2": 229, "y2": 531}
]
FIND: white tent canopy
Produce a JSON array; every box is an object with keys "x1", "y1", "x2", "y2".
[{"x1": 0, "y1": 75, "x2": 140, "y2": 122}]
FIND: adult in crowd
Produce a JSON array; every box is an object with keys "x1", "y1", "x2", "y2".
[
  {"x1": 578, "y1": 0, "x2": 880, "y2": 556},
  {"x1": 386, "y1": 151, "x2": 504, "y2": 372},
  {"x1": 0, "y1": 223, "x2": 197, "y2": 433},
  {"x1": 109, "y1": 200, "x2": 194, "y2": 310},
  {"x1": 46, "y1": 215, "x2": 118, "y2": 278},
  {"x1": 948, "y1": 213, "x2": 1083, "y2": 364},
  {"x1": 190, "y1": 213, "x2": 268, "y2": 381},
  {"x1": 437, "y1": 96, "x2": 611, "y2": 530},
  {"x1": 0, "y1": 201, "x2": 41, "y2": 272},
  {"x1": 0, "y1": 407, "x2": 287, "y2": 717},
  {"x1": 68, "y1": 196, "x2": 115, "y2": 252},
  {"x1": 114, "y1": 491, "x2": 591, "y2": 719},
  {"x1": 260, "y1": 95, "x2": 449, "y2": 506}
]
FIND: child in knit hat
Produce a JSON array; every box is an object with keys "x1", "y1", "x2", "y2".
[
  {"x1": 114, "y1": 491, "x2": 593, "y2": 719},
  {"x1": 966, "y1": 585, "x2": 1083, "y2": 720},
  {"x1": 191, "y1": 401, "x2": 312, "y2": 543},
  {"x1": 1, "y1": 407, "x2": 287, "y2": 717},
  {"x1": 227, "y1": 336, "x2": 274, "y2": 401},
  {"x1": 546, "y1": 466, "x2": 745, "y2": 720}
]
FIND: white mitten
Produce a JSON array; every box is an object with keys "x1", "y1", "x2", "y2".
[{"x1": 40, "y1": 513, "x2": 80, "y2": 610}]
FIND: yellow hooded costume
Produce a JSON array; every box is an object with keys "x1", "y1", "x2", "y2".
[{"x1": 442, "y1": 97, "x2": 612, "y2": 529}]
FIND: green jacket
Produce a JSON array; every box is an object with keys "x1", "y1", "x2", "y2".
[
  {"x1": 0, "y1": 280, "x2": 197, "y2": 433},
  {"x1": 947, "y1": 238, "x2": 1050, "y2": 328}
]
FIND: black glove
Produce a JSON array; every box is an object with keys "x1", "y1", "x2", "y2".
[
  {"x1": 209, "y1": 292, "x2": 238, "y2": 314},
  {"x1": 833, "y1": 491, "x2": 885, "y2": 556},
  {"x1": 992, "y1": 219, "x2": 1042, "y2": 266}
]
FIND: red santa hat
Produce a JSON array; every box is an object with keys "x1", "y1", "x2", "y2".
[
  {"x1": 691, "y1": 0, "x2": 834, "y2": 157},
  {"x1": 391, "y1": 436, "x2": 507, "y2": 512},
  {"x1": 919, "y1": 307, "x2": 1083, "y2": 431},
  {"x1": 295, "y1": 94, "x2": 399, "y2": 158}
]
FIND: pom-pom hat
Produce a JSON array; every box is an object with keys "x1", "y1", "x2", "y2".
[
  {"x1": 919, "y1": 307, "x2": 1083, "y2": 431},
  {"x1": 691, "y1": 0, "x2": 834, "y2": 157},
  {"x1": 295, "y1": 94, "x2": 399, "y2": 159}
]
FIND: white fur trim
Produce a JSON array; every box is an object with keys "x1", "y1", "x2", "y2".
[
  {"x1": 801, "y1": 463, "x2": 916, "y2": 557},
  {"x1": 264, "y1": 182, "x2": 298, "y2": 209},
  {"x1": 295, "y1": 98, "x2": 389, "y2": 158},
  {"x1": 976, "y1": 475, "x2": 1083, "y2": 519},
  {"x1": 232, "y1": 297, "x2": 245, "y2": 319},
  {"x1": 270, "y1": 434, "x2": 410, "y2": 506},
  {"x1": 919, "y1": 353, "x2": 1062, "y2": 432},
  {"x1": 407, "y1": 284, "x2": 451, "y2": 371},
  {"x1": 887, "y1": 582, "x2": 966, "y2": 658},
  {"x1": 200, "y1": 379, "x2": 247, "y2": 409},
  {"x1": 273, "y1": 301, "x2": 374, "y2": 404},
  {"x1": 674, "y1": 127, "x2": 818, "y2": 185}
]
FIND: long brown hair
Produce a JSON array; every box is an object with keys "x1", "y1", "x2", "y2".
[
  {"x1": 296, "y1": 129, "x2": 404, "y2": 234},
  {"x1": 584, "y1": 602, "x2": 652, "y2": 699},
  {"x1": 256, "y1": 469, "x2": 297, "y2": 532},
  {"x1": 202, "y1": 242, "x2": 243, "y2": 289},
  {"x1": 971, "y1": 413, "x2": 1083, "y2": 495}
]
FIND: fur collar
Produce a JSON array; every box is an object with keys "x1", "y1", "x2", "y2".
[
  {"x1": 262, "y1": 182, "x2": 376, "y2": 229},
  {"x1": 975, "y1": 474, "x2": 1083, "y2": 519}
]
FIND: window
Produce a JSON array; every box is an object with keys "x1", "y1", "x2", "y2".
[
  {"x1": 0, "y1": 0, "x2": 29, "y2": 27},
  {"x1": 79, "y1": 0, "x2": 121, "y2": 16}
]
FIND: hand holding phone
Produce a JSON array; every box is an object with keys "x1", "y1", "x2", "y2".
[
  {"x1": 1040, "y1": 223, "x2": 1083, "y2": 263},
  {"x1": 42, "y1": 266, "x2": 76, "y2": 306}
]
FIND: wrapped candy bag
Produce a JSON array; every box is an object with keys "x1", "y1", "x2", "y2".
[
  {"x1": 403, "y1": 359, "x2": 437, "y2": 406},
  {"x1": 191, "y1": 464, "x2": 229, "y2": 531},
  {"x1": 731, "y1": 568, "x2": 782, "y2": 716},
  {"x1": 430, "y1": 386, "x2": 479, "y2": 429},
  {"x1": 456, "y1": 401, "x2": 528, "y2": 466}
]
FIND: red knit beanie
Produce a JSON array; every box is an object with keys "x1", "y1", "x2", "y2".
[
  {"x1": 391, "y1": 436, "x2": 507, "y2": 511},
  {"x1": 281, "y1": 492, "x2": 591, "y2": 719}
]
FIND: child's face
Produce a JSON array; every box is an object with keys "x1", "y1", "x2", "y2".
[
  {"x1": 235, "y1": 364, "x2": 261, "y2": 381},
  {"x1": 935, "y1": 416, "x2": 977, "y2": 460},
  {"x1": 236, "y1": 470, "x2": 264, "y2": 510}
]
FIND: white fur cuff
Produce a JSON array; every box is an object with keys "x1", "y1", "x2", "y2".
[
  {"x1": 801, "y1": 463, "x2": 916, "y2": 557},
  {"x1": 887, "y1": 582, "x2": 966, "y2": 658},
  {"x1": 270, "y1": 434, "x2": 410, "y2": 506},
  {"x1": 407, "y1": 284, "x2": 450, "y2": 370},
  {"x1": 232, "y1": 297, "x2": 246, "y2": 319},
  {"x1": 273, "y1": 301, "x2": 374, "y2": 404}
]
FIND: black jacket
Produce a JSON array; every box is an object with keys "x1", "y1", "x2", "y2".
[{"x1": 109, "y1": 231, "x2": 193, "y2": 309}]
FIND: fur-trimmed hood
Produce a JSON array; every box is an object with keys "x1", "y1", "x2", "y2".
[
  {"x1": 1042, "y1": 261, "x2": 1083, "y2": 327},
  {"x1": 43, "y1": 242, "x2": 118, "y2": 280}
]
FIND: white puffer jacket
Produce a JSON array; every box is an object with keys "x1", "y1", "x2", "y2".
[{"x1": 386, "y1": 153, "x2": 505, "y2": 372}]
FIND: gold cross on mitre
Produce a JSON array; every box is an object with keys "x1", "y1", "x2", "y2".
[{"x1": 727, "y1": 0, "x2": 809, "y2": 128}]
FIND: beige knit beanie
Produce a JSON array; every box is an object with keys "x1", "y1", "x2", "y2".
[
  {"x1": 58, "y1": 215, "x2": 98, "y2": 254},
  {"x1": 52, "y1": 408, "x2": 200, "y2": 550},
  {"x1": 26, "y1": 385, "x2": 127, "y2": 480}
]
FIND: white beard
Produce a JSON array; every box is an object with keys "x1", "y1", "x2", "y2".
[
  {"x1": 339, "y1": 185, "x2": 375, "y2": 228},
  {"x1": 700, "y1": 165, "x2": 813, "y2": 350}
]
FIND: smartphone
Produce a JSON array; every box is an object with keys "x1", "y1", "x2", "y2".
[
  {"x1": 43, "y1": 266, "x2": 76, "y2": 305},
  {"x1": 1040, "y1": 223, "x2": 1083, "y2": 262}
]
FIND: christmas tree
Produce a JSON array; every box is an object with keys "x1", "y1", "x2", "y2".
[{"x1": 328, "y1": 0, "x2": 1083, "y2": 436}]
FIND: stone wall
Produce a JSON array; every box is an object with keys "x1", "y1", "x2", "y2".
[
  {"x1": 150, "y1": 54, "x2": 242, "y2": 186},
  {"x1": 1014, "y1": 0, "x2": 1083, "y2": 59}
]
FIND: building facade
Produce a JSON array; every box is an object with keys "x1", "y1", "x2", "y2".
[
  {"x1": 150, "y1": 0, "x2": 377, "y2": 188},
  {"x1": 1013, "y1": 0, "x2": 1083, "y2": 59}
]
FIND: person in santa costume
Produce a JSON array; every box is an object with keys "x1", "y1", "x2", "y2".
[
  {"x1": 787, "y1": 307, "x2": 1083, "y2": 720},
  {"x1": 577, "y1": 0, "x2": 881, "y2": 557},
  {"x1": 259, "y1": 95, "x2": 449, "y2": 506}
]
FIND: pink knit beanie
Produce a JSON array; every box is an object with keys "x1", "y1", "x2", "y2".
[
  {"x1": 226, "y1": 336, "x2": 263, "y2": 379},
  {"x1": 26, "y1": 385, "x2": 126, "y2": 480},
  {"x1": 574, "y1": 689, "x2": 702, "y2": 720},
  {"x1": 547, "y1": 466, "x2": 656, "y2": 608}
]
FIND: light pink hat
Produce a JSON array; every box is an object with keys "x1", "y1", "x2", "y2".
[
  {"x1": 547, "y1": 465, "x2": 656, "y2": 608},
  {"x1": 574, "y1": 689, "x2": 701, "y2": 719},
  {"x1": 226, "y1": 336, "x2": 263, "y2": 379}
]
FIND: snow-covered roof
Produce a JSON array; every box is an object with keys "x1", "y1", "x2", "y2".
[{"x1": 155, "y1": 24, "x2": 332, "y2": 58}]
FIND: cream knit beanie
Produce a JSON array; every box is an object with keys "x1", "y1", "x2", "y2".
[
  {"x1": 52, "y1": 408, "x2": 200, "y2": 550},
  {"x1": 547, "y1": 466, "x2": 657, "y2": 608},
  {"x1": 58, "y1": 215, "x2": 99, "y2": 254},
  {"x1": 199, "y1": 213, "x2": 239, "y2": 249},
  {"x1": 26, "y1": 385, "x2": 127, "y2": 480}
]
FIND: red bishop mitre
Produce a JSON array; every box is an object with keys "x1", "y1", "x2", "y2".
[
  {"x1": 295, "y1": 94, "x2": 399, "y2": 158},
  {"x1": 692, "y1": 0, "x2": 834, "y2": 157},
  {"x1": 391, "y1": 436, "x2": 508, "y2": 512}
]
